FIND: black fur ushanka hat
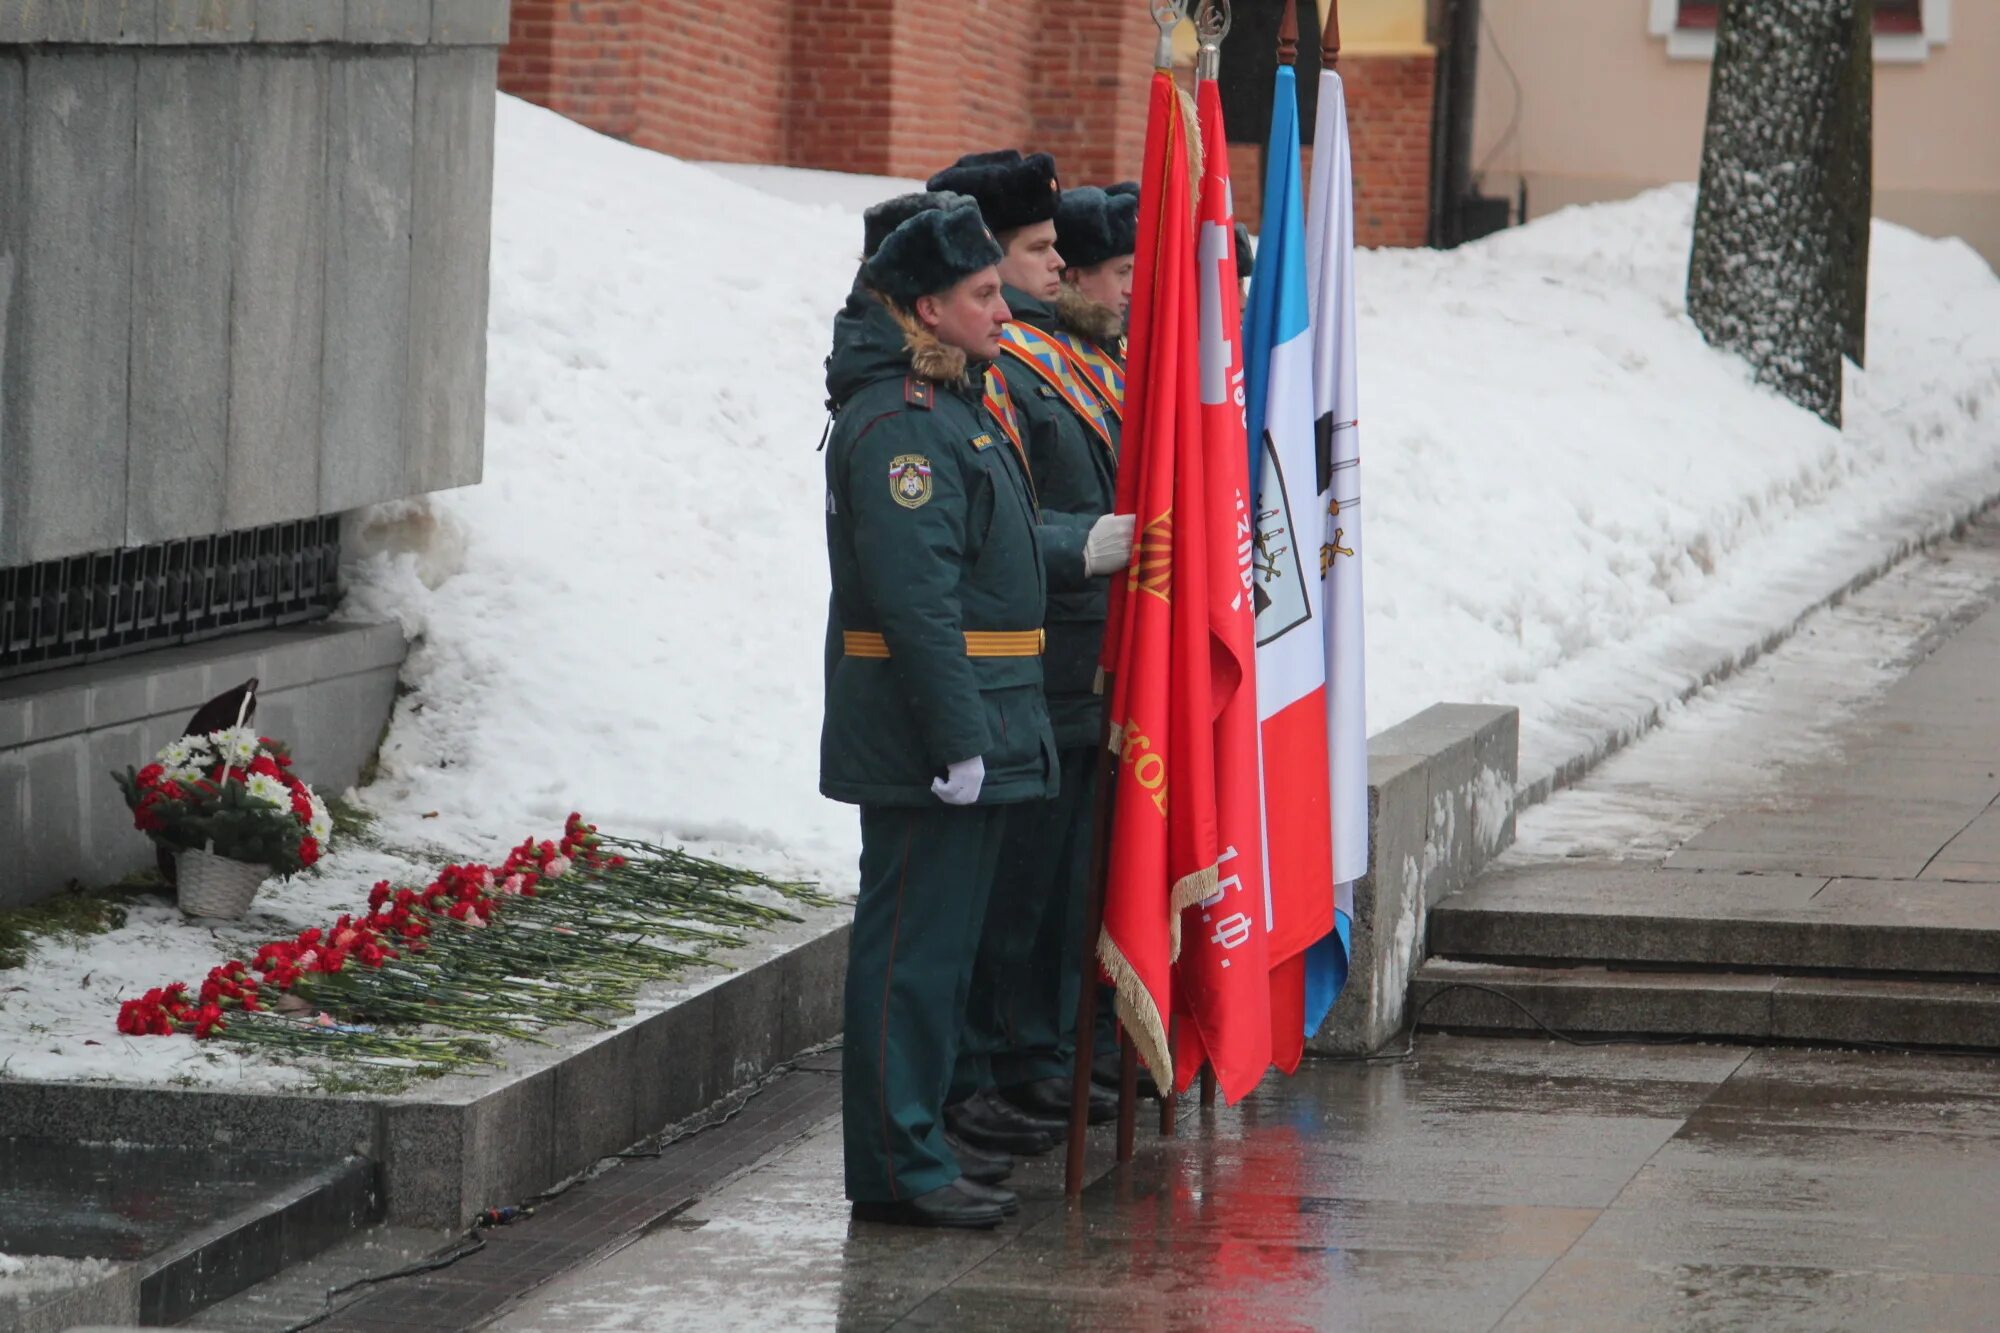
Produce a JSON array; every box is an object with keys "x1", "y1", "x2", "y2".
[
  {"x1": 1054, "y1": 186, "x2": 1139, "y2": 271},
  {"x1": 863, "y1": 201, "x2": 1005, "y2": 306},
  {"x1": 862, "y1": 190, "x2": 972, "y2": 259},
  {"x1": 926, "y1": 150, "x2": 1062, "y2": 234}
]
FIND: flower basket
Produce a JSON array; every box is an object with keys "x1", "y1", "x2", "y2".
[
  {"x1": 114, "y1": 723, "x2": 333, "y2": 915},
  {"x1": 176, "y1": 846, "x2": 269, "y2": 919}
]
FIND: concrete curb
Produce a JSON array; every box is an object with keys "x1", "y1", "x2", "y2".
[
  {"x1": 1310, "y1": 704, "x2": 1521, "y2": 1055},
  {"x1": 0, "y1": 907, "x2": 849, "y2": 1229}
]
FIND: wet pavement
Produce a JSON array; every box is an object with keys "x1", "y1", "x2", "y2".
[{"x1": 485, "y1": 1036, "x2": 2000, "y2": 1331}]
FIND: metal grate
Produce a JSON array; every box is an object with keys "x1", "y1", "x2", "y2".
[{"x1": 0, "y1": 517, "x2": 341, "y2": 681}]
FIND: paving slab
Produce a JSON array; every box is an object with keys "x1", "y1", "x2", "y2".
[
  {"x1": 1568, "y1": 1118, "x2": 2000, "y2": 1277},
  {"x1": 1499, "y1": 1256, "x2": 2000, "y2": 1333},
  {"x1": 471, "y1": 1036, "x2": 2000, "y2": 1332}
]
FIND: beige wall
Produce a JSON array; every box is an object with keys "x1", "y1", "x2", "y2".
[{"x1": 1470, "y1": 0, "x2": 2000, "y2": 265}]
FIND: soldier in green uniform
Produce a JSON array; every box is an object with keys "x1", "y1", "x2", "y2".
[
  {"x1": 823, "y1": 199, "x2": 1132, "y2": 1228},
  {"x1": 924, "y1": 153, "x2": 1137, "y2": 1135}
]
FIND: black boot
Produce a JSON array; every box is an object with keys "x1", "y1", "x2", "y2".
[
  {"x1": 851, "y1": 1179, "x2": 1004, "y2": 1230},
  {"x1": 946, "y1": 1091, "x2": 1058, "y2": 1156},
  {"x1": 945, "y1": 1131, "x2": 1013, "y2": 1185},
  {"x1": 964, "y1": 1088, "x2": 1064, "y2": 1136},
  {"x1": 953, "y1": 1177, "x2": 1019, "y2": 1216},
  {"x1": 1090, "y1": 1049, "x2": 1163, "y2": 1101},
  {"x1": 1000, "y1": 1077, "x2": 1119, "y2": 1126}
]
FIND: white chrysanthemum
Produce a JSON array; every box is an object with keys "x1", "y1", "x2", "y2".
[
  {"x1": 158, "y1": 737, "x2": 195, "y2": 767},
  {"x1": 164, "y1": 763, "x2": 205, "y2": 786},
  {"x1": 244, "y1": 773, "x2": 290, "y2": 808},
  {"x1": 210, "y1": 727, "x2": 261, "y2": 766},
  {"x1": 308, "y1": 812, "x2": 333, "y2": 842}
]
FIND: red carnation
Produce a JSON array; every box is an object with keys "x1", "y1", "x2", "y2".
[
  {"x1": 193, "y1": 1004, "x2": 227, "y2": 1039},
  {"x1": 136, "y1": 763, "x2": 166, "y2": 788}
]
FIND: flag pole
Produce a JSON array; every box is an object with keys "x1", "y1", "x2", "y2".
[
  {"x1": 1064, "y1": 721, "x2": 1118, "y2": 1196},
  {"x1": 1067, "y1": 0, "x2": 1196, "y2": 1197},
  {"x1": 1168, "y1": 0, "x2": 1235, "y2": 1137},
  {"x1": 1322, "y1": 0, "x2": 1340, "y2": 66}
]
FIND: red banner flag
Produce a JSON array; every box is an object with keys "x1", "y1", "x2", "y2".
[
  {"x1": 1100, "y1": 70, "x2": 1221, "y2": 1088},
  {"x1": 1168, "y1": 75, "x2": 1274, "y2": 1102}
]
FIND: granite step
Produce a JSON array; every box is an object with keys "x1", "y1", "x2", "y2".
[
  {"x1": 1426, "y1": 863, "x2": 2000, "y2": 977},
  {"x1": 1411, "y1": 958, "x2": 2000, "y2": 1050},
  {"x1": 0, "y1": 1138, "x2": 378, "y2": 1332}
]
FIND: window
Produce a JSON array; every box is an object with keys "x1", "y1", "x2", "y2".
[
  {"x1": 1650, "y1": 0, "x2": 1949, "y2": 62},
  {"x1": 1674, "y1": 1, "x2": 1921, "y2": 33}
]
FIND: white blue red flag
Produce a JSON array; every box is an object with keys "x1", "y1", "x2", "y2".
[
  {"x1": 1243, "y1": 59, "x2": 1335, "y2": 1070},
  {"x1": 1304, "y1": 64, "x2": 1367, "y2": 1032}
]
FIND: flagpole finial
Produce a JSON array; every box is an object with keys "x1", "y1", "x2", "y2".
[
  {"x1": 1151, "y1": 0, "x2": 1188, "y2": 69},
  {"x1": 1322, "y1": 0, "x2": 1341, "y2": 66},
  {"x1": 1194, "y1": 0, "x2": 1230, "y2": 81},
  {"x1": 1277, "y1": 0, "x2": 1298, "y2": 67}
]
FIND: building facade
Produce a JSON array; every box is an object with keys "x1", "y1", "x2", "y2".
[{"x1": 1471, "y1": 0, "x2": 2000, "y2": 265}]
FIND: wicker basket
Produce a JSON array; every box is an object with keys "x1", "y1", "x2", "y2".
[{"x1": 176, "y1": 846, "x2": 268, "y2": 919}]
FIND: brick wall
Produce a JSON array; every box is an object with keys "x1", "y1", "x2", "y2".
[
  {"x1": 637, "y1": 0, "x2": 792, "y2": 162},
  {"x1": 788, "y1": 0, "x2": 898, "y2": 174},
  {"x1": 500, "y1": 1, "x2": 643, "y2": 141},
  {"x1": 1224, "y1": 54, "x2": 1435, "y2": 250},
  {"x1": 496, "y1": 4, "x2": 1436, "y2": 248},
  {"x1": 1340, "y1": 53, "x2": 1435, "y2": 248}
]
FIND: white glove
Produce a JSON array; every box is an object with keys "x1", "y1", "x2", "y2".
[
  {"x1": 931, "y1": 756, "x2": 986, "y2": 806},
  {"x1": 1083, "y1": 512, "x2": 1136, "y2": 577}
]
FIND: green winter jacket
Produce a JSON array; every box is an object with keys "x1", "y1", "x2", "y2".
[
  {"x1": 991, "y1": 285, "x2": 1123, "y2": 749},
  {"x1": 819, "y1": 287, "x2": 1067, "y2": 807}
]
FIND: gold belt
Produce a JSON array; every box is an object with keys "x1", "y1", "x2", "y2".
[{"x1": 842, "y1": 629, "x2": 1045, "y2": 659}]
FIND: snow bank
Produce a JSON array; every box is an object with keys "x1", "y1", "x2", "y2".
[
  {"x1": 1360, "y1": 192, "x2": 2000, "y2": 786},
  {"x1": 360, "y1": 99, "x2": 1999, "y2": 880},
  {"x1": 348, "y1": 97, "x2": 2000, "y2": 889},
  {"x1": 8, "y1": 96, "x2": 1998, "y2": 1087}
]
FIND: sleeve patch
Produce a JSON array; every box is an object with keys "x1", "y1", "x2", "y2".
[{"x1": 889, "y1": 455, "x2": 933, "y2": 508}]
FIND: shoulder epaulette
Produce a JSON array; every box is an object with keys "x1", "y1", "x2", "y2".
[{"x1": 903, "y1": 376, "x2": 935, "y2": 410}]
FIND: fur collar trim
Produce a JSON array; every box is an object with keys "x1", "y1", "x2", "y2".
[
  {"x1": 1052, "y1": 285, "x2": 1124, "y2": 348},
  {"x1": 878, "y1": 293, "x2": 972, "y2": 385}
]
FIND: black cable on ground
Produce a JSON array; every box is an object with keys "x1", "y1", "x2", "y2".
[{"x1": 273, "y1": 1037, "x2": 843, "y2": 1333}]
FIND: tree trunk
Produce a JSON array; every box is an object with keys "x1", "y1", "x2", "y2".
[{"x1": 1686, "y1": 0, "x2": 1874, "y2": 427}]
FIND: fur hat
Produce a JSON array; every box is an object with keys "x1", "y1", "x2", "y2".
[
  {"x1": 863, "y1": 201, "x2": 1004, "y2": 306},
  {"x1": 862, "y1": 190, "x2": 972, "y2": 259},
  {"x1": 1235, "y1": 222, "x2": 1255, "y2": 284},
  {"x1": 926, "y1": 149, "x2": 1062, "y2": 234},
  {"x1": 1054, "y1": 186, "x2": 1139, "y2": 271},
  {"x1": 1106, "y1": 180, "x2": 1139, "y2": 198}
]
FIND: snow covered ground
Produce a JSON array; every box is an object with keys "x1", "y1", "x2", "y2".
[{"x1": 4, "y1": 94, "x2": 1999, "y2": 1088}]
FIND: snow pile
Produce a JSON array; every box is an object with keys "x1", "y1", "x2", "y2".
[
  {"x1": 0, "y1": 1251, "x2": 116, "y2": 1292},
  {"x1": 349, "y1": 97, "x2": 2000, "y2": 885},
  {"x1": 1359, "y1": 192, "x2": 2000, "y2": 784}
]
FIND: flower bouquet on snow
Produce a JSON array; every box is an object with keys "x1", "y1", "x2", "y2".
[{"x1": 114, "y1": 727, "x2": 333, "y2": 919}]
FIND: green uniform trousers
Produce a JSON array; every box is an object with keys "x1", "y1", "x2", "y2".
[
  {"x1": 951, "y1": 745, "x2": 1097, "y2": 1099},
  {"x1": 842, "y1": 802, "x2": 1007, "y2": 1204}
]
